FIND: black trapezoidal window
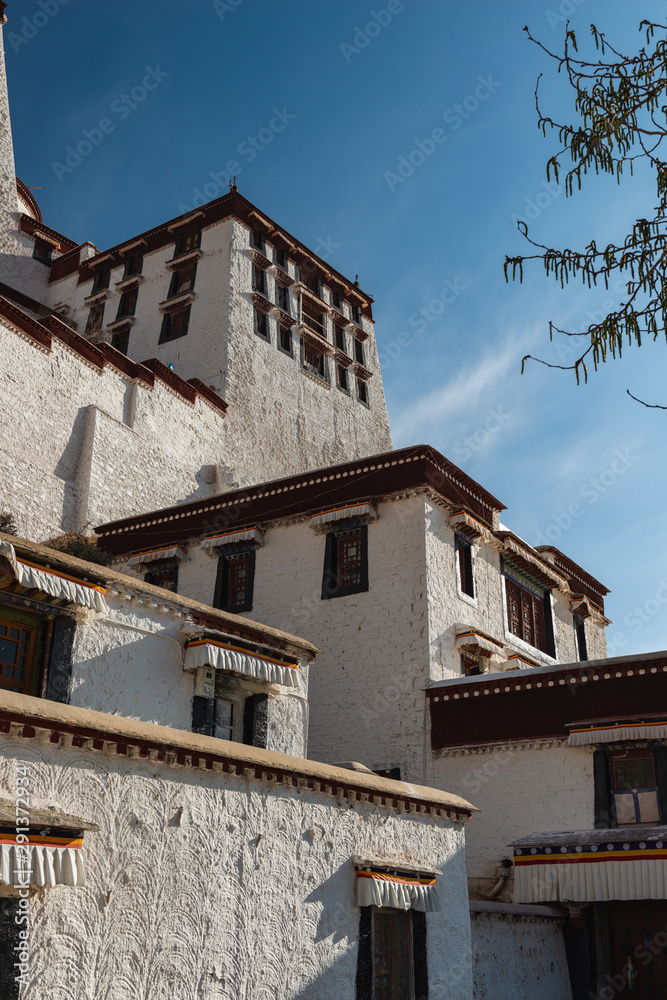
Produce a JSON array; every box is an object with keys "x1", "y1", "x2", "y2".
[
  {"x1": 33, "y1": 238, "x2": 52, "y2": 266},
  {"x1": 254, "y1": 307, "x2": 270, "y2": 341},
  {"x1": 91, "y1": 266, "x2": 110, "y2": 292},
  {"x1": 455, "y1": 535, "x2": 474, "y2": 598},
  {"x1": 574, "y1": 614, "x2": 588, "y2": 661},
  {"x1": 111, "y1": 328, "x2": 130, "y2": 355},
  {"x1": 173, "y1": 229, "x2": 201, "y2": 258},
  {"x1": 213, "y1": 548, "x2": 256, "y2": 614},
  {"x1": 122, "y1": 253, "x2": 143, "y2": 277},
  {"x1": 357, "y1": 377, "x2": 369, "y2": 406},
  {"x1": 168, "y1": 263, "x2": 197, "y2": 298},
  {"x1": 116, "y1": 286, "x2": 138, "y2": 319},
  {"x1": 85, "y1": 303, "x2": 105, "y2": 334},
  {"x1": 322, "y1": 526, "x2": 368, "y2": 600},
  {"x1": 159, "y1": 305, "x2": 191, "y2": 343}
]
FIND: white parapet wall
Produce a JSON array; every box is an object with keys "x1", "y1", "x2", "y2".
[{"x1": 0, "y1": 693, "x2": 475, "y2": 1000}]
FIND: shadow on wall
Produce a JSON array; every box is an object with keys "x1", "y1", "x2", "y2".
[{"x1": 54, "y1": 405, "x2": 90, "y2": 534}]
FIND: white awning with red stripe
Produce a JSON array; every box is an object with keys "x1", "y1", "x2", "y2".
[
  {"x1": 184, "y1": 639, "x2": 299, "y2": 688},
  {"x1": 0, "y1": 541, "x2": 108, "y2": 613}
]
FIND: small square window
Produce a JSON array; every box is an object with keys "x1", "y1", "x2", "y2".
[
  {"x1": 85, "y1": 303, "x2": 105, "y2": 334},
  {"x1": 304, "y1": 342, "x2": 326, "y2": 379},
  {"x1": 159, "y1": 305, "x2": 191, "y2": 343},
  {"x1": 169, "y1": 264, "x2": 197, "y2": 298},
  {"x1": 122, "y1": 253, "x2": 143, "y2": 278},
  {"x1": 145, "y1": 562, "x2": 179, "y2": 592},
  {"x1": 33, "y1": 239, "x2": 52, "y2": 266},
  {"x1": 174, "y1": 229, "x2": 201, "y2": 258},
  {"x1": 461, "y1": 653, "x2": 481, "y2": 677},
  {"x1": 322, "y1": 526, "x2": 368, "y2": 599},
  {"x1": 91, "y1": 267, "x2": 110, "y2": 292}
]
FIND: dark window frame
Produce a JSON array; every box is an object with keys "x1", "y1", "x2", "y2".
[
  {"x1": 354, "y1": 338, "x2": 365, "y2": 365},
  {"x1": 159, "y1": 304, "x2": 191, "y2": 344},
  {"x1": 254, "y1": 307, "x2": 270, "y2": 342},
  {"x1": 461, "y1": 652, "x2": 481, "y2": 677},
  {"x1": 167, "y1": 261, "x2": 197, "y2": 299},
  {"x1": 277, "y1": 284, "x2": 291, "y2": 314},
  {"x1": 91, "y1": 266, "x2": 110, "y2": 292},
  {"x1": 503, "y1": 564, "x2": 555, "y2": 657},
  {"x1": 110, "y1": 328, "x2": 130, "y2": 355},
  {"x1": 303, "y1": 340, "x2": 328, "y2": 381},
  {"x1": 356, "y1": 906, "x2": 427, "y2": 1000},
  {"x1": 252, "y1": 266, "x2": 267, "y2": 295},
  {"x1": 455, "y1": 535, "x2": 475, "y2": 598},
  {"x1": 594, "y1": 746, "x2": 667, "y2": 828},
  {"x1": 357, "y1": 377, "x2": 369, "y2": 407},
  {"x1": 116, "y1": 286, "x2": 138, "y2": 319},
  {"x1": 337, "y1": 364, "x2": 350, "y2": 394},
  {"x1": 173, "y1": 229, "x2": 201, "y2": 259},
  {"x1": 574, "y1": 614, "x2": 588, "y2": 661},
  {"x1": 122, "y1": 253, "x2": 143, "y2": 278},
  {"x1": 144, "y1": 560, "x2": 179, "y2": 593},
  {"x1": 335, "y1": 325, "x2": 347, "y2": 352},
  {"x1": 278, "y1": 325, "x2": 293, "y2": 356},
  {"x1": 322, "y1": 525, "x2": 369, "y2": 600},
  {"x1": 32, "y1": 238, "x2": 52, "y2": 266},
  {"x1": 213, "y1": 548, "x2": 256, "y2": 614},
  {"x1": 251, "y1": 228, "x2": 266, "y2": 253}
]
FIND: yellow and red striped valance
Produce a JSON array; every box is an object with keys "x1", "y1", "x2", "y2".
[
  {"x1": 0, "y1": 827, "x2": 86, "y2": 887},
  {"x1": 0, "y1": 541, "x2": 108, "y2": 613},
  {"x1": 355, "y1": 865, "x2": 440, "y2": 912},
  {"x1": 185, "y1": 638, "x2": 299, "y2": 688}
]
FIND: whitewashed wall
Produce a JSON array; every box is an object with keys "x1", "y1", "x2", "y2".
[
  {"x1": 430, "y1": 742, "x2": 594, "y2": 897},
  {"x1": 67, "y1": 587, "x2": 308, "y2": 758},
  {"x1": 0, "y1": 732, "x2": 473, "y2": 1000},
  {"x1": 0, "y1": 320, "x2": 228, "y2": 540},
  {"x1": 470, "y1": 904, "x2": 572, "y2": 1000},
  {"x1": 424, "y1": 500, "x2": 607, "y2": 677}
]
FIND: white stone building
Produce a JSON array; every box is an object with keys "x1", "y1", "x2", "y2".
[
  {"x1": 428, "y1": 649, "x2": 667, "y2": 1000},
  {"x1": 98, "y1": 444, "x2": 610, "y2": 786}
]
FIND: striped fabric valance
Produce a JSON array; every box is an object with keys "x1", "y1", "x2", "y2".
[
  {"x1": 567, "y1": 720, "x2": 667, "y2": 746},
  {"x1": 200, "y1": 528, "x2": 264, "y2": 550},
  {"x1": 513, "y1": 838, "x2": 667, "y2": 904},
  {"x1": 455, "y1": 629, "x2": 504, "y2": 657},
  {"x1": 0, "y1": 827, "x2": 86, "y2": 887},
  {"x1": 185, "y1": 639, "x2": 299, "y2": 688},
  {"x1": 310, "y1": 503, "x2": 377, "y2": 527},
  {"x1": 0, "y1": 541, "x2": 108, "y2": 613},
  {"x1": 127, "y1": 545, "x2": 186, "y2": 567},
  {"x1": 355, "y1": 866, "x2": 441, "y2": 912}
]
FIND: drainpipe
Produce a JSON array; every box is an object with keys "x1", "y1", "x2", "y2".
[{"x1": 481, "y1": 859, "x2": 514, "y2": 899}]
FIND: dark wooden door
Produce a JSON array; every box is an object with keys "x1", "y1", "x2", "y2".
[
  {"x1": 607, "y1": 902, "x2": 667, "y2": 998},
  {"x1": 372, "y1": 908, "x2": 414, "y2": 1000}
]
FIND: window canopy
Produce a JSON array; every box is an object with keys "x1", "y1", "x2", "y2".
[
  {"x1": 513, "y1": 829, "x2": 667, "y2": 904},
  {"x1": 0, "y1": 540, "x2": 108, "y2": 613},
  {"x1": 354, "y1": 856, "x2": 441, "y2": 912},
  {"x1": 185, "y1": 638, "x2": 299, "y2": 688}
]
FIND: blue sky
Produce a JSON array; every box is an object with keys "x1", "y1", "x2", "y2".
[{"x1": 6, "y1": 0, "x2": 667, "y2": 656}]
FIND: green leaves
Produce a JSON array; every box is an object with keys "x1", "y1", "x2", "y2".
[{"x1": 510, "y1": 19, "x2": 667, "y2": 392}]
